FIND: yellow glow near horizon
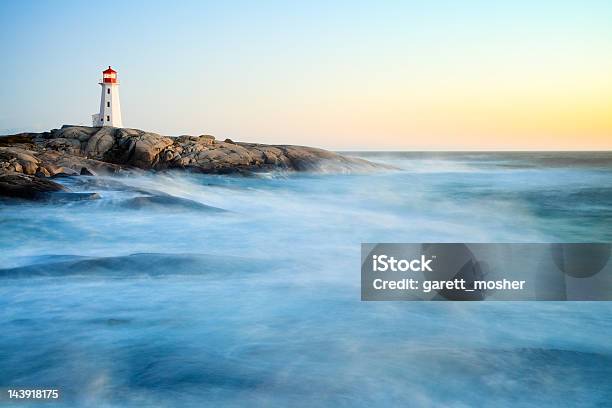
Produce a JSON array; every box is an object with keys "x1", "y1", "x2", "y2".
[
  {"x1": 263, "y1": 63, "x2": 612, "y2": 150},
  {"x1": 219, "y1": 79, "x2": 612, "y2": 150}
]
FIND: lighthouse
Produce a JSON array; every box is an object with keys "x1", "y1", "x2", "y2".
[{"x1": 92, "y1": 66, "x2": 123, "y2": 127}]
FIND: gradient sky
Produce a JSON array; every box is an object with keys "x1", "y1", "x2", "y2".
[{"x1": 1, "y1": 0, "x2": 611, "y2": 149}]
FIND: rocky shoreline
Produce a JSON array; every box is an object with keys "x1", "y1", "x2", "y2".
[{"x1": 0, "y1": 125, "x2": 382, "y2": 200}]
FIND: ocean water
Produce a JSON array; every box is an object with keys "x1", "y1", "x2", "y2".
[{"x1": 1, "y1": 152, "x2": 611, "y2": 407}]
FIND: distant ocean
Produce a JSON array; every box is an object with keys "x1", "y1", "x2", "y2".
[{"x1": 1, "y1": 152, "x2": 611, "y2": 406}]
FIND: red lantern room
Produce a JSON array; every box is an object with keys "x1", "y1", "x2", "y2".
[{"x1": 102, "y1": 66, "x2": 117, "y2": 83}]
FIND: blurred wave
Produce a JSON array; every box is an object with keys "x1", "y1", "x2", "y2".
[{"x1": 0, "y1": 253, "x2": 268, "y2": 278}]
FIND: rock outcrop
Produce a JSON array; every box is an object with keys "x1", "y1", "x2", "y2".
[
  {"x1": 0, "y1": 125, "x2": 383, "y2": 199},
  {"x1": 0, "y1": 172, "x2": 67, "y2": 199}
]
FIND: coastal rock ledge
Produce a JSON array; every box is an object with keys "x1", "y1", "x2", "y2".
[{"x1": 0, "y1": 125, "x2": 380, "y2": 199}]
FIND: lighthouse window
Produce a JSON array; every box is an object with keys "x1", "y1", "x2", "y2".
[
  {"x1": 107, "y1": 101, "x2": 110, "y2": 107},
  {"x1": 106, "y1": 115, "x2": 110, "y2": 121},
  {"x1": 107, "y1": 88, "x2": 110, "y2": 94}
]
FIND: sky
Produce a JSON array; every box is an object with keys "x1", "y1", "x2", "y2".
[{"x1": 1, "y1": 0, "x2": 611, "y2": 150}]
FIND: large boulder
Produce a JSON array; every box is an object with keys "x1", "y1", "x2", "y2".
[
  {"x1": 100, "y1": 128, "x2": 174, "y2": 168},
  {"x1": 0, "y1": 172, "x2": 67, "y2": 200},
  {"x1": 83, "y1": 127, "x2": 116, "y2": 158}
]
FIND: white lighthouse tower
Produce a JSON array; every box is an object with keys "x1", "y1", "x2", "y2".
[{"x1": 92, "y1": 66, "x2": 123, "y2": 127}]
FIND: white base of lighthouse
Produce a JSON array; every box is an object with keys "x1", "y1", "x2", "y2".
[{"x1": 92, "y1": 82, "x2": 123, "y2": 127}]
